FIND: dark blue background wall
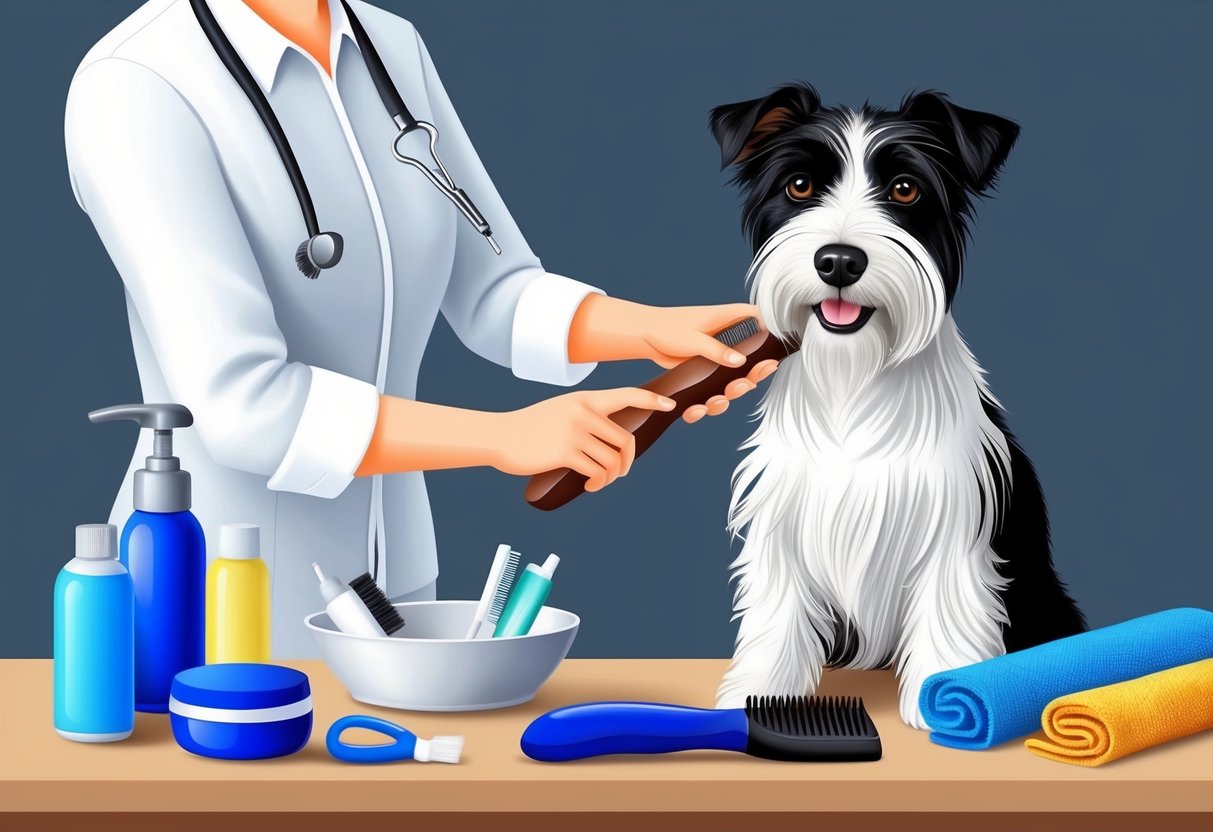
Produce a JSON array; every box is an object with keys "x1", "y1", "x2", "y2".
[{"x1": 3, "y1": 0, "x2": 1210, "y2": 657}]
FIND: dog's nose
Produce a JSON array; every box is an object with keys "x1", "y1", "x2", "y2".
[{"x1": 814, "y1": 244, "x2": 868, "y2": 287}]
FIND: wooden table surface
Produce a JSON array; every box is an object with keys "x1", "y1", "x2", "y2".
[{"x1": 2, "y1": 658, "x2": 1210, "y2": 830}]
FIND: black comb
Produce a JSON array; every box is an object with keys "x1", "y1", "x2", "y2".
[
  {"x1": 745, "y1": 695, "x2": 882, "y2": 761},
  {"x1": 348, "y1": 572, "x2": 405, "y2": 636}
]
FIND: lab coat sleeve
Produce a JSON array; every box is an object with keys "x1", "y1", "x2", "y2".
[
  {"x1": 65, "y1": 58, "x2": 378, "y2": 499},
  {"x1": 413, "y1": 30, "x2": 602, "y2": 387}
]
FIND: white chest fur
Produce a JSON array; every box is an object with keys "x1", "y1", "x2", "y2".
[{"x1": 727, "y1": 318, "x2": 1013, "y2": 671}]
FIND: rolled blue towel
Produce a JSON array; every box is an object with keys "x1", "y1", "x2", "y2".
[{"x1": 919, "y1": 607, "x2": 1213, "y2": 750}]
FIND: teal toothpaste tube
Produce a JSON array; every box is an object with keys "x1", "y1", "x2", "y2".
[{"x1": 493, "y1": 554, "x2": 560, "y2": 638}]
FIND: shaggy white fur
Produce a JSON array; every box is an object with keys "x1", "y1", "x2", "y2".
[{"x1": 719, "y1": 115, "x2": 1014, "y2": 728}]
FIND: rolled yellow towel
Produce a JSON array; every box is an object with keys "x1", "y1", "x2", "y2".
[{"x1": 1025, "y1": 658, "x2": 1213, "y2": 766}]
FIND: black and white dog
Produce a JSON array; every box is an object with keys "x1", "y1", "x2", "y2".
[{"x1": 709, "y1": 85, "x2": 1085, "y2": 728}]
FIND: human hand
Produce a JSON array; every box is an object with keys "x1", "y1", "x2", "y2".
[
  {"x1": 489, "y1": 388, "x2": 675, "y2": 492},
  {"x1": 680, "y1": 358, "x2": 779, "y2": 424},
  {"x1": 567, "y1": 296, "x2": 779, "y2": 423}
]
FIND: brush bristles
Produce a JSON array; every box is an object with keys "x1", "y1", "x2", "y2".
[
  {"x1": 485, "y1": 552, "x2": 520, "y2": 626},
  {"x1": 414, "y1": 735, "x2": 464, "y2": 764},
  {"x1": 295, "y1": 240, "x2": 321, "y2": 279},
  {"x1": 717, "y1": 317, "x2": 760, "y2": 347},
  {"x1": 745, "y1": 695, "x2": 876, "y2": 737},
  {"x1": 348, "y1": 572, "x2": 406, "y2": 635}
]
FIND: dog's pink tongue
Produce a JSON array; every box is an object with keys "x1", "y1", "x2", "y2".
[{"x1": 820, "y1": 298, "x2": 863, "y2": 326}]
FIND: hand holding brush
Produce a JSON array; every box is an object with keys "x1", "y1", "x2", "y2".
[
  {"x1": 350, "y1": 297, "x2": 778, "y2": 504},
  {"x1": 526, "y1": 315, "x2": 793, "y2": 511}
]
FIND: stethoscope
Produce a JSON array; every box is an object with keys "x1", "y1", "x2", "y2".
[{"x1": 190, "y1": 0, "x2": 500, "y2": 279}]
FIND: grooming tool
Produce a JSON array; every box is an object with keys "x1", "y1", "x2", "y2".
[
  {"x1": 313, "y1": 562, "x2": 387, "y2": 638},
  {"x1": 525, "y1": 318, "x2": 794, "y2": 510},
  {"x1": 494, "y1": 554, "x2": 560, "y2": 638},
  {"x1": 169, "y1": 664, "x2": 312, "y2": 760},
  {"x1": 89, "y1": 403, "x2": 204, "y2": 713},
  {"x1": 920, "y1": 607, "x2": 1213, "y2": 750},
  {"x1": 466, "y1": 544, "x2": 521, "y2": 639},
  {"x1": 349, "y1": 572, "x2": 406, "y2": 636},
  {"x1": 521, "y1": 695, "x2": 881, "y2": 762},
  {"x1": 190, "y1": 0, "x2": 498, "y2": 280},
  {"x1": 327, "y1": 715, "x2": 464, "y2": 764},
  {"x1": 54, "y1": 524, "x2": 134, "y2": 743}
]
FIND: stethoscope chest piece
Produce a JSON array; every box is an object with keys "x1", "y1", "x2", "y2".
[{"x1": 296, "y1": 232, "x2": 345, "y2": 280}]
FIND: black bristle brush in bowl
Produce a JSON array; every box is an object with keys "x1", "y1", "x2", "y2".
[
  {"x1": 349, "y1": 573, "x2": 405, "y2": 636},
  {"x1": 520, "y1": 695, "x2": 881, "y2": 762}
]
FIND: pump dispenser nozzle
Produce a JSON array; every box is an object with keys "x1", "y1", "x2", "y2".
[{"x1": 89, "y1": 403, "x2": 195, "y2": 513}]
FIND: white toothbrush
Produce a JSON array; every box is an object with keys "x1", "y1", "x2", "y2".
[{"x1": 465, "y1": 544, "x2": 521, "y2": 639}]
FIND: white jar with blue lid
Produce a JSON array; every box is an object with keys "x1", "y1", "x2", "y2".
[{"x1": 169, "y1": 663, "x2": 312, "y2": 759}]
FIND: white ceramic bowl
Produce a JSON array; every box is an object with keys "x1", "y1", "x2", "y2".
[{"x1": 305, "y1": 600, "x2": 579, "y2": 711}]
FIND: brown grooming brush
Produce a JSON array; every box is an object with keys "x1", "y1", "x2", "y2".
[{"x1": 524, "y1": 317, "x2": 794, "y2": 511}]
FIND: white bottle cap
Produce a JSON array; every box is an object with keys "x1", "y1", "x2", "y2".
[
  {"x1": 75, "y1": 524, "x2": 118, "y2": 560},
  {"x1": 219, "y1": 523, "x2": 260, "y2": 559},
  {"x1": 532, "y1": 553, "x2": 560, "y2": 580},
  {"x1": 313, "y1": 562, "x2": 348, "y2": 604}
]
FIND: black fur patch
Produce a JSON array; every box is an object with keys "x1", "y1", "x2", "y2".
[{"x1": 982, "y1": 400, "x2": 1087, "y2": 650}]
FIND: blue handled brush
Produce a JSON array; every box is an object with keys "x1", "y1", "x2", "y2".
[{"x1": 521, "y1": 696, "x2": 881, "y2": 762}]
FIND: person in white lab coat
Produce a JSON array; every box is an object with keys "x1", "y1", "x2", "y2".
[{"x1": 64, "y1": 0, "x2": 776, "y2": 656}]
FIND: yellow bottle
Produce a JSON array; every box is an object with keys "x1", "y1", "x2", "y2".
[{"x1": 206, "y1": 524, "x2": 270, "y2": 664}]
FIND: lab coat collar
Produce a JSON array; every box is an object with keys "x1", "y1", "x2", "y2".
[{"x1": 205, "y1": 0, "x2": 359, "y2": 94}]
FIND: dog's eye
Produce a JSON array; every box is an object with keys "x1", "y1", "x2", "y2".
[
  {"x1": 785, "y1": 175, "x2": 814, "y2": 202},
  {"x1": 888, "y1": 178, "x2": 920, "y2": 205}
]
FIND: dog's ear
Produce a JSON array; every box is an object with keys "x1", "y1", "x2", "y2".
[
  {"x1": 709, "y1": 84, "x2": 821, "y2": 170},
  {"x1": 900, "y1": 91, "x2": 1020, "y2": 193}
]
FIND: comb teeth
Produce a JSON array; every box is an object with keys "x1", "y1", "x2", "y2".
[
  {"x1": 485, "y1": 551, "x2": 521, "y2": 626},
  {"x1": 744, "y1": 695, "x2": 876, "y2": 737},
  {"x1": 716, "y1": 317, "x2": 760, "y2": 348},
  {"x1": 348, "y1": 572, "x2": 406, "y2": 636}
]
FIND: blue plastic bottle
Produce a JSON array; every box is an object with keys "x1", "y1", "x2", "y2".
[
  {"x1": 54, "y1": 524, "x2": 134, "y2": 742},
  {"x1": 90, "y1": 404, "x2": 206, "y2": 713}
]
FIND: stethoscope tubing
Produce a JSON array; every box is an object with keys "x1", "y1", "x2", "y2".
[
  {"x1": 189, "y1": 0, "x2": 323, "y2": 240},
  {"x1": 190, "y1": 0, "x2": 499, "y2": 277}
]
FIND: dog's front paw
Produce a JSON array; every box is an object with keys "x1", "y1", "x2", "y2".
[
  {"x1": 716, "y1": 691, "x2": 748, "y2": 710},
  {"x1": 897, "y1": 677, "x2": 931, "y2": 730},
  {"x1": 899, "y1": 697, "x2": 930, "y2": 731},
  {"x1": 715, "y1": 681, "x2": 750, "y2": 710}
]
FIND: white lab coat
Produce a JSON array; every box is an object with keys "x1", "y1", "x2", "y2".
[{"x1": 64, "y1": 0, "x2": 600, "y2": 656}]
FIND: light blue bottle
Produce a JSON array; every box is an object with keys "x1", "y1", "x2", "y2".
[
  {"x1": 89, "y1": 403, "x2": 206, "y2": 712},
  {"x1": 494, "y1": 554, "x2": 560, "y2": 638},
  {"x1": 54, "y1": 524, "x2": 134, "y2": 742}
]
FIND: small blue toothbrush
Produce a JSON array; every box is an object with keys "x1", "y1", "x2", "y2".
[{"x1": 327, "y1": 715, "x2": 464, "y2": 764}]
